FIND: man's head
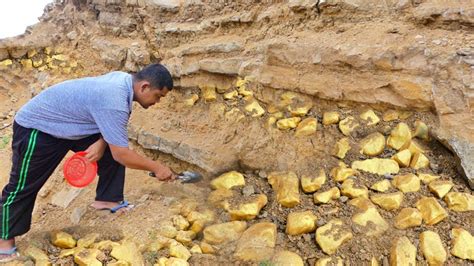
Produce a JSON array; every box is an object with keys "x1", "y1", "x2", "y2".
[{"x1": 132, "y1": 64, "x2": 173, "y2": 109}]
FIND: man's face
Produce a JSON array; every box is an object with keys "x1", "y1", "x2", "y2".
[{"x1": 140, "y1": 86, "x2": 170, "y2": 109}]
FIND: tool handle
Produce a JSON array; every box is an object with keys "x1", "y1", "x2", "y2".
[{"x1": 149, "y1": 172, "x2": 156, "y2": 177}]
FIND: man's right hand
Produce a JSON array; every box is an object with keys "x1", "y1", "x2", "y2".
[{"x1": 151, "y1": 164, "x2": 175, "y2": 181}]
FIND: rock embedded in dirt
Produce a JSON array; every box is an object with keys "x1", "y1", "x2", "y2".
[
  {"x1": 201, "y1": 85, "x2": 216, "y2": 102},
  {"x1": 183, "y1": 94, "x2": 199, "y2": 107},
  {"x1": 387, "y1": 122, "x2": 412, "y2": 150},
  {"x1": 410, "y1": 152, "x2": 430, "y2": 169},
  {"x1": 190, "y1": 244, "x2": 202, "y2": 254},
  {"x1": 244, "y1": 99, "x2": 265, "y2": 117},
  {"x1": 172, "y1": 215, "x2": 190, "y2": 231},
  {"x1": 370, "y1": 179, "x2": 392, "y2": 192},
  {"x1": 331, "y1": 162, "x2": 358, "y2": 182},
  {"x1": 295, "y1": 117, "x2": 317, "y2": 137},
  {"x1": 420, "y1": 230, "x2": 447, "y2": 266},
  {"x1": 315, "y1": 219, "x2": 353, "y2": 255},
  {"x1": 341, "y1": 179, "x2": 369, "y2": 199},
  {"x1": 394, "y1": 208, "x2": 423, "y2": 229},
  {"x1": 176, "y1": 230, "x2": 197, "y2": 246},
  {"x1": 314, "y1": 187, "x2": 340, "y2": 204},
  {"x1": 390, "y1": 237, "x2": 417, "y2": 266},
  {"x1": 301, "y1": 169, "x2": 326, "y2": 193},
  {"x1": 360, "y1": 109, "x2": 380, "y2": 126},
  {"x1": 224, "y1": 193, "x2": 268, "y2": 220},
  {"x1": 350, "y1": 199, "x2": 389, "y2": 237},
  {"x1": 392, "y1": 173, "x2": 420, "y2": 193},
  {"x1": 414, "y1": 120, "x2": 429, "y2": 140},
  {"x1": 210, "y1": 171, "x2": 245, "y2": 190},
  {"x1": 148, "y1": 235, "x2": 171, "y2": 252},
  {"x1": 418, "y1": 173, "x2": 440, "y2": 184},
  {"x1": 352, "y1": 158, "x2": 400, "y2": 176},
  {"x1": 110, "y1": 240, "x2": 144, "y2": 265},
  {"x1": 234, "y1": 222, "x2": 277, "y2": 261},
  {"x1": 74, "y1": 248, "x2": 102, "y2": 266},
  {"x1": 186, "y1": 209, "x2": 215, "y2": 224},
  {"x1": 286, "y1": 211, "x2": 317, "y2": 235},
  {"x1": 77, "y1": 233, "x2": 99, "y2": 248},
  {"x1": 450, "y1": 228, "x2": 474, "y2": 261},
  {"x1": 200, "y1": 242, "x2": 216, "y2": 254},
  {"x1": 402, "y1": 139, "x2": 426, "y2": 156},
  {"x1": 276, "y1": 117, "x2": 301, "y2": 130},
  {"x1": 443, "y1": 192, "x2": 474, "y2": 212},
  {"x1": 207, "y1": 188, "x2": 234, "y2": 206},
  {"x1": 332, "y1": 137, "x2": 351, "y2": 159},
  {"x1": 169, "y1": 239, "x2": 192, "y2": 261},
  {"x1": 268, "y1": 171, "x2": 300, "y2": 207},
  {"x1": 359, "y1": 132, "x2": 385, "y2": 156},
  {"x1": 427, "y1": 180, "x2": 453, "y2": 198},
  {"x1": 415, "y1": 197, "x2": 448, "y2": 225},
  {"x1": 370, "y1": 192, "x2": 404, "y2": 211},
  {"x1": 271, "y1": 250, "x2": 304, "y2": 266},
  {"x1": 158, "y1": 221, "x2": 179, "y2": 238},
  {"x1": 338, "y1": 116, "x2": 359, "y2": 136},
  {"x1": 392, "y1": 149, "x2": 412, "y2": 168},
  {"x1": 203, "y1": 221, "x2": 247, "y2": 245},
  {"x1": 315, "y1": 257, "x2": 344, "y2": 266},
  {"x1": 189, "y1": 220, "x2": 206, "y2": 234},
  {"x1": 52, "y1": 231, "x2": 76, "y2": 249},
  {"x1": 24, "y1": 246, "x2": 50, "y2": 264},
  {"x1": 156, "y1": 257, "x2": 189, "y2": 266},
  {"x1": 322, "y1": 111, "x2": 340, "y2": 125}
]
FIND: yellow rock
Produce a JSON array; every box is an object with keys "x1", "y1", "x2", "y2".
[
  {"x1": 332, "y1": 138, "x2": 351, "y2": 159},
  {"x1": 352, "y1": 205, "x2": 388, "y2": 236},
  {"x1": 348, "y1": 197, "x2": 374, "y2": 210},
  {"x1": 236, "y1": 77, "x2": 253, "y2": 96},
  {"x1": 179, "y1": 199, "x2": 198, "y2": 216},
  {"x1": 190, "y1": 244, "x2": 202, "y2": 254},
  {"x1": 390, "y1": 237, "x2": 417, "y2": 266},
  {"x1": 189, "y1": 220, "x2": 206, "y2": 234},
  {"x1": 360, "y1": 132, "x2": 385, "y2": 156},
  {"x1": 110, "y1": 240, "x2": 144, "y2": 265},
  {"x1": 268, "y1": 171, "x2": 300, "y2": 207},
  {"x1": 351, "y1": 158, "x2": 399, "y2": 175},
  {"x1": 245, "y1": 100, "x2": 265, "y2": 117},
  {"x1": 24, "y1": 246, "x2": 51, "y2": 264},
  {"x1": 172, "y1": 215, "x2": 190, "y2": 231},
  {"x1": 286, "y1": 211, "x2": 317, "y2": 235},
  {"x1": 200, "y1": 242, "x2": 215, "y2": 254},
  {"x1": 331, "y1": 162, "x2": 358, "y2": 182},
  {"x1": 414, "y1": 120, "x2": 429, "y2": 140},
  {"x1": 44, "y1": 47, "x2": 53, "y2": 55},
  {"x1": 295, "y1": 117, "x2": 317, "y2": 137},
  {"x1": 74, "y1": 249, "x2": 101, "y2": 266},
  {"x1": 341, "y1": 179, "x2": 369, "y2": 199},
  {"x1": 226, "y1": 194, "x2": 268, "y2": 220},
  {"x1": 148, "y1": 235, "x2": 171, "y2": 252},
  {"x1": 360, "y1": 109, "x2": 380, "y2": 126},
  {"x1": 323, "y1": 111, "x2": 340, "y2": 125},
  {"x1": 272, "y1": 250, "x2": 304, "y2": 266},
  {"x1": 280, "y1": 91, "x2": 297, "y2": 106},
  {"x1": 169, "y1": 240, "x2": 191, "y2": 261},
  {"x1": 203, "y1": 221, "x2": 247, "y2": 245},
  {"x1": 267, "y1": 116, "x2": 277, "y2": 127},
  {"x1": 394, "y1": 208, "x2": 423, "y2": 229},
  {"x1": 314, "y1": 187, "x2": 340, "y2": 204},
  {"x1": 450, "y1": 228, "x2": 474, "y2": 260},
  {"x1": 175, "y1": 230, "x2": 196, "y2": 246},
  {"x1": 392, "y1": 149, "x2": 412, "y2": 167},
  {"x1": 20, "y1": 59, "x2": 33, "y2": 69},
  {"x1": 301, "y1": 169, "x2": 326, "y2": 193},
  {"x1": 0, "y1": 59, "x2": 13, "y2": 68},
  {"x1": 428, "y1": 180, "x2": 453, "y2": 198},
  {"x1": 165, "y1": 258, "x2": 190, "y2": 266},
  {"x1": 183, "y1": 94, "x2": 199, "y2": 107},
  {"x1": 27, "y1": 49, "x2": 38, "y2": 58},
  {"x1": 32, "y1": 58, "x2": 44, "y2": 68},
  {"x1": 371, "y1": 257, "x2": 379, "y2": 266},
  {"x1": 415, "y1": 197, "x2": 448, "y2": 225},
  {"x1": 383, "y1": 110, "x2": 401, "y2": 122},
  {"x1": 387, "y1": 122, "x2": 412, "y2": 150},
  {"x1": 201, "y1": 85, "x2": 217, "y2": 101},
  {"x1": 59, "y1": 247, "x2": 84, "y2": 258},
  {"x1": 392, "y1": 173, "x2": 420, "y2": 193},
  {"x1": 108, "y1": 260, "x2": 130, "y2": 266},
  {"x1": 288, "y1": 103, "x2": 312, "y2": 117},
  {"x1": 69, "y1": 61, "x2": 78, "y2": 68},
  {"x1": 338, "y1": 116, "x2": 359, "y2": 136},
  {"x1": 186, "y1": 209, "x2": 215, "y2": 224},
  {"x1": 38, "y1": 65, "x2": 48, "y2": 71},
  {"x1": 276, "y1": 117, "x2": 301, "y2": 130},
  {"x1": 92, "y1": 240, "x2": 120, "y2": 250},
  {"x1": 370, "y1": 179, "x2": 392, "y2": 192},
  {"x1": 157, "y1": 221, "x2": 178, "y2": 238},
  {"x1": 418, "y1": 173, "x2": 440, "y2": 184},
  {"x1": 52, "y1": 54, "x2": 67, "y2": 61},
  {"x1": 316, "y1": 219, "x2": 353, "y2": 255},
  {"x1": 315, "y1": 257, "x2": 344, "y2": 266},
  {"x1": 52, "y1": 231, "x2": 76, "y2": 249},
  {"x1": 207, "y1": 188, "x2": 234, "y2": 206},
  {"x1": 225, "y1": 108, "x2": 245, "y2": 122},
  {"x1": 223, "y1": 90, "x2": 238, "y2": 100},
  {"x1": 444, "y1": 192, "x2": 474, "y2": 212},
  {"x1": 210, "y1": 171, "x2": 245, "y2": 190},
  {"x1": 156, "y1": 257, "x2": 168, "y2": 266},
  {"x1": 77, "y1": 233, "x2": 99, "y2": 248},
  {"x1": 410, "y1": 152, "x2": 430, "y2": 169},
  {"x1": 370, "y1": 192, "x2": 403, "y2": 210},
  {"x1": 234, "y1": 222, "x2": 277, "y2": 261},
  {"x1": 420, "y1": 230, "x2": 447, "y2": 266}
]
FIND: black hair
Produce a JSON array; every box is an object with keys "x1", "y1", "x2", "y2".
[{"x1": 133, "y1": 63, "x2": 173, "y2": 90}]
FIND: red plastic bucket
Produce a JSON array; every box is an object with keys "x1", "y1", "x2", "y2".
[{"x1": 63, "y1": 151, "x2": 97, "y2": 187}]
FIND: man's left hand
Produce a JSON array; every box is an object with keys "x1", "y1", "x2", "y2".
[{"x1": 84, "y1": 138, "x2": 107, "y2": 162}]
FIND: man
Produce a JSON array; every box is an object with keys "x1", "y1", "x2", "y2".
[{"x1": 0, "y1": 63, "x2": 175, "y2": 261}]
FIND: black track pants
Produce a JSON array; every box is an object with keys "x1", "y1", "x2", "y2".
[{"x1": 0, "y1": 122, "x2": 125, "y2": 239}]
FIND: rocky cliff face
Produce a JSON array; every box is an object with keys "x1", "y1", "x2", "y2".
[{"x1": 0, "y1": 0, "x2": 472, "y2": 187}]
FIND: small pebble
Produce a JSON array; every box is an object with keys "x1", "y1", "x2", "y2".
[
  {"x1": 339, "y1": 196, "x2": 349, "y2": 203},
  {"x1": 242, "y1": 185, "x2": 255, "y2": 196}
]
